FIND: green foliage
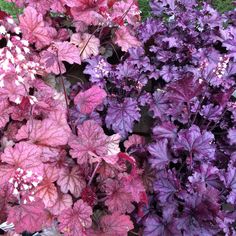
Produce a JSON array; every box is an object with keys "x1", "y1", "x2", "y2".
[
  {"x1": 138, "y1": 0, "x2": 151, "y2": 19},
  {"x1": 138, "y1": 0, "x2": 235, "y2": 20},
  {"x1": 0, "y1": 0, "x2": 22, "y2": 19},
  {"x1": 212, "y1": 0, "x2": 235, "y2": 12},
  {"x1": 0, "y1": 0, "x2": 234, "y2": 20}
]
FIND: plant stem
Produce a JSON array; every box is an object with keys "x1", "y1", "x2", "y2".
[{"x1": 88, "y1": 162, "x2": 101, "y2": 186}]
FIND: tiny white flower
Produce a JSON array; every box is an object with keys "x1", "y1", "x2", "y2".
[
  {"x1": 2, "y1": 60, "x2": 10, "y2": 71},
  {"x1": 23, "y1": 184, "x2": 29, "y2": 190},
  {"x1": 29, "y1": 196, "x2": 35, "y2": 202},
  {"x1": 13, "y1": 188, "x2": 19, "y2": 195},
  {"x1": 29, "y1": 96, "x2": 38, "y2": 105},
  {"x1": 21, "y1": 39, "x2": 29, "y2": 46},
  {"x1": 14, "y1": 26, "x2": 21, "y2": 34},
  {"x1": 17, "y1": 54, "x2": 25, "y2": 61},
  {"x1": 0, "y1": 25, "x2": 7, "y2": 35},
  {"x1": 0, "y1": 80, "x2": 4, "y2": 88},
  {"x1": 15, "y1": 65, "x2": 21, "y2": 73},
  {"x1": 17, "y1": 75, "x2": 24, "y2": 83},
  {"x1": 7, "y1": 40, "x2": 13, "y2": 49},
  {"x1": 16, "y1": 167, "x2": 23, "y2": 173},
  {"x1": 37, "y1": 176, "x2": 43, "y2": 181},
  {"x1": 15, "y1": 97, "x2": 22, "y2": 104},
  {"x1": 26, "y1": 170, "x2": 33, "y2": 177},
  {"x1": 6, "y1": 50, "x2": 13, "y2": 60},
  {"x1": 15, "y1": 46, "x2": 22, "y2": 54},
  {"x1": 23, "y1": 47, "x2": 30, "y2": 54},
  {"x1": 7, "y1": 17, "x2": 14, "y2": 24},
  {"x1": 32, "y1": 181, "x2": 39, "y2": 187},
  {"x1": 15, "y1": 80, "x2": 20, "y2": 86}
]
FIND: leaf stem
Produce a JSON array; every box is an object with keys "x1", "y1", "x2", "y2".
[{"x1": 88, "y1": 162, "x2": 101, "y2": 186}]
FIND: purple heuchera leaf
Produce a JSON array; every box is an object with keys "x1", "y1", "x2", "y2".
[
  {"x1": 174, "y1": 125, "x2": 215, "y2": 162},
  {"x1": 152, "y1": 122, "x2": 177, "y2": 140},
  {"x1": 160, "y1": 65, "x2": 178, "y2": 82},
  {"x1": 105, "y1": 98, "x2": 141, "y2": 137},
  {"x1": 220, "y1": 166, "x2": 236, "y2": 204},
  {"x1": 150, "y1": 91, "x2": 169, "y2": 119},
  {"x1": 138, "y1": 18, "x2": 165, "y2": 43},
  {"x1": 188, "y1": 164, "x2": 221, "y2": 191},
  {"x1": 143, "y1": 214, "x2": 181, "y2": 236},
  {"x1": 228, "y1": 129, "x2": 236, "y2": 145},
  {"x1": 166, "y1": 77, "x2": 204, "y2": 103},
  {"x1": 200, "y1": 104, "x2": 223, "y2": 121},
  {"x1": 148, "y1": 139, "x2": 172, "y2": 170},
  {"x1": 177, "y1": 192, "x2": 220, "y2": 236},
  {"x1": 153, "y1": 170, "x2": 180, "y2": 203}
]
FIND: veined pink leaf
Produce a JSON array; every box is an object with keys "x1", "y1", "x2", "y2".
[
  {"x1": 0, "y1": 100, "x2": 10, "y2": 128},
  {"x1": 69, "y1": 0, "x2": 107, "y2": 25},
  {"x1": 16, "y1": 118, "x2": 70, "y2": 147},
  {"x1": 122, "y1": 172, "x2": 146, "y2": 203},
  {"x1": 19, "y1": 7, "x2": 56, "y2": 48},
  {"x1": 0, "y1": 142, "x2": 43, "y2": 183},
  {"x1": 35, "y1": 166, "x2": 59, "y2": 207},
  {"x1": 74, "y1": 86, "x2": 107, "y2": 114},
  {"x1": 58, "y1": 199, "x2": 92, "y2": 236},
  {"x1": 69, "y1": 120, "x2": 107, "y2": 164},
  {"x1": 7, "y1": 198, "x2": 47, "y2": 233},
  {"x1": 0, "y1": 76, "x2": 27, "y2": 104},
  {"x1": 71, "y1": 33, "x2": 100, "y2": 60},
  {"x1": 101, "y1": 134, "x2": 120, "y2": 165},
  {"x1": 57, "y1": 166, "x2": 86, "y2": 198},
  {"x1": 100, "y1": 213, "x2": 134, "y2": 236},
  {"x1": 115, "y1": 26, "x2": 141, "y2": 52},
  {"x1": 51, "y1": 0, "x2": 66, "y2": 13},
  {"x1": 124, "y1": 134, "x2": 145, "y2": 150},
  {"x1": 40, "y1": 42, "x2": 81, "y2": 75},
  {"x1": 104, "y1": 178, "x2": 134, "y2": 214},
  {"x1": 49, "y1": 192, "x2": 73, "y2": 216}
]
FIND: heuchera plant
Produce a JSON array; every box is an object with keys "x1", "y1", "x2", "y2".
[{"x1": 0, "y1": 0, "x2": 236, "y2": 235}]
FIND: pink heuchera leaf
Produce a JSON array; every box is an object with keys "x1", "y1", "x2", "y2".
[
  {"x1": 91, "y1": 134, "x2": 120, "y2": 165},
  {"x1": 104, "y1": 178, "x2": 134, "y2": 214},
  {"x1": 0, "y1": 142, "x2": 43, "y2": 184},
  {"x1": 58, "y1": 199, "x2": 92, "y2": 236},
  {"x1": 49, "y1": 191, "x2": 73, "y2": 215},
  {"x1": 0, "y1": 100, "x2": 10, "y2": 128},
  {"x1": 124, "y1": 134, "x2": 145, "y2": 150},
  {"x1": 102, "y1": 134, "x2": 120, "y2": 165},
  {"x1": 0, "y1": 183, "x2": 16, "y2": 223},
  {"x1": 74, "y1": 86, "x2": 107, "y2": 114},
  {"x1": 7, "y1": 198, "x2": 47, "y2": 233},
  {"x1": 27, "y1": 0, "x2": 53, "y2": 15},
  {"x1": 41, "y1": 42, "x2": 81, "y2": 74},
  {"x1": 51, "y1": 0, "x2": 66, "y2": 13},
  {"x1": 68, "y1": 0, "x2": 107, "y2": 25},
  {"x1": 100, "y1": 213, "x2": 134, "y2": 236},
  {"x1": 115, "y1": 26, "x2": 141, "y2": 52},
  {"x1": 16, "y1": 117, "x2": 70, "y2": 147},
  {"x1": 0, "y1": 75, "x2": 27, "y2": 104},
  {"x1": 35, "y1": 166, "x2": 59, "y2": 207},
  {"x1": 122, "y1": 172, "x2": 146, "y2": 203},
  {"x1": 111, "y1": 0, "x2": 141, "y2": 25},
  {"x1": 71, "y1": 33, "x2": 100, "y2": 60},
  {"x1": 69, "y1": 120, "x2": 107, "y2": 164},
  {"x1": 57, "y1": 166, "x2": 86, "y2": 198},
  {"x1": 19, "y1": 7, "x2": 56, "y2": 49}
]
